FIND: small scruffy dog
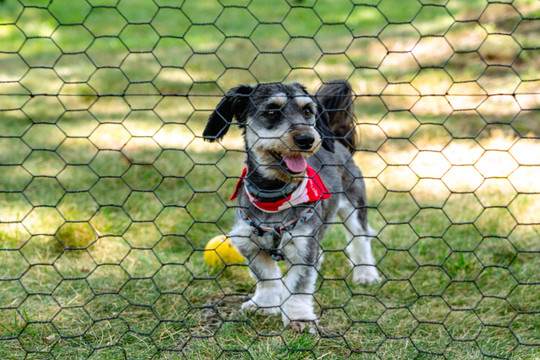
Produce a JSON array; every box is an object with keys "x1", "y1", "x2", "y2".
[{"x1": 203, "y1": 80, "x2": 381, "y2": 333}]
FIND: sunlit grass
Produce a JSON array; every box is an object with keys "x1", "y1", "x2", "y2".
[
  {"x1": 2, "y1": 101, "x2": 539, "y2": 359},
  {"x1": 0, "y1": 0, "x2": 539, "y2": 358},
  {"x1": 2, "y1": 113, "x2": 538, "y2": 354}
]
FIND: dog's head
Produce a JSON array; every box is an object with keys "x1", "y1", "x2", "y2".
[{"x1": 203, "y1": 82, "x2": 335, "y2": 182}]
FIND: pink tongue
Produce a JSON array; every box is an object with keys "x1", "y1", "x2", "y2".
[{"x1": 283, "y1": 154, "x2": 307, "y2": 173}]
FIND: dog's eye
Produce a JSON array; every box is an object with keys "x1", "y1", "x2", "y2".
[
  {"x1": 264, "y1": 110, "x2": 280, "y2": 119},
  {"x1": 302, "y1": 107, "x2": 312, "y2": 117}
]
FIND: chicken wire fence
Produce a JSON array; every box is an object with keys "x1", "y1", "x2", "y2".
[{"x1": 0, "y1": 0, "x2": 539, "y2": 359}]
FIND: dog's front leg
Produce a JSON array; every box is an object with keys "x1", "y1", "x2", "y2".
[
  {"x1": 281, "y1": 235, "x2": 320, "y2": 333},
  {"x1": 243, "y1": 251, "x2": 283, "y2": 315},
  {"x1": 229, "y1": 223, "x2": 283, "y2": 315}
]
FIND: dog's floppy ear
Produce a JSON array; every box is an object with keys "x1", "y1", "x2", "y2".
[
  {"x1": 203, "y1": 85, "x2": 254, "y2": 141},
  {"x1": 316, "y1": 104, "x2": 335, "y2": 153},
  {"x1": 316, "y1": 81, "x2": 357, "y2": 152}
]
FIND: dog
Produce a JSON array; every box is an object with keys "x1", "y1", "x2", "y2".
[{"x1": 203, "y1": 80, "x2": 381, "y2": 333}]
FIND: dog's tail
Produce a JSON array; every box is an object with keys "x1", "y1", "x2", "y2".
[{"x1": 316, "y1": 81, "x2": 358, "y2": 153}]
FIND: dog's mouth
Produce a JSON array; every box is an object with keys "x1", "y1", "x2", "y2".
[{"x1": 269, "y1": 150, "x2": 308, "y2": 174}]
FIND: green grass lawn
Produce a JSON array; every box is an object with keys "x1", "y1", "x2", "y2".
[{"x1": 1, "y1": 0, "x2": 539, "y2": 359}]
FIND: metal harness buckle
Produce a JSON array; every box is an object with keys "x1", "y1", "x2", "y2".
[{"x1": 237, "y1": 207, "x2": 316, "y2": 261}]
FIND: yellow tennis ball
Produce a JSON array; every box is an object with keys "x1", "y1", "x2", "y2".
[{"x1": 204, "y1": 235, "x2": 244, "y2": 267}]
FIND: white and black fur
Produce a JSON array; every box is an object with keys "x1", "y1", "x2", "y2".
[{"x1": 203, "y1": 81, "x2": 381, "y2": 333}]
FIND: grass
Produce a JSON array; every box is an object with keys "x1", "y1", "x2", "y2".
[{"x1": 1, "y1": 0, "x2": 540, "y2": 359}]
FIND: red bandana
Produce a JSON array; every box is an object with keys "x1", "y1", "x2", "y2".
[{"x1": 230, "y1": 166, "x2": 331, "y2": 213}]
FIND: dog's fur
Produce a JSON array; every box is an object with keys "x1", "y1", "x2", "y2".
[{"x1": 203, "y1": 80, "x2": 381, "y2": 333}]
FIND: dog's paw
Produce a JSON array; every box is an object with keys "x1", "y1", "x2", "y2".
[
  {"x1": 241, "y1": 299, "x2": 280, "y2": 315},
  {"x1": 287, "y1": 320, "x2": 318, "y2": 334},
  {"x1": 281, "y1": 298, "x2": 318, "y2": 334},
  {"x1": 353, "y1": 266, "x2": 382, "y2": 285}
]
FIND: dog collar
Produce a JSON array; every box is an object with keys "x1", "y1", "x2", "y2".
[
  {"x1": 230, "y1": 165, "x2": 331, "y2": 213},
  {"x1": 244, "y1": 178, "x2": 299, "y2": 201}
]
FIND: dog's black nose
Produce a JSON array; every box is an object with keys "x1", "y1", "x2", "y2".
[{"x1": 293, "y1": 134, "x2": 315, "y2": 150}]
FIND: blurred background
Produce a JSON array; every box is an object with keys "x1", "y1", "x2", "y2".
[{"x1": 0, "y1": 0, "x2": 539, "y2": 358}]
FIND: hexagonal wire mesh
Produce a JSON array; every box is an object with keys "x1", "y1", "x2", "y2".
[{"x1": 0, "y1": 0, "x2": 539, "y2": 358}]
